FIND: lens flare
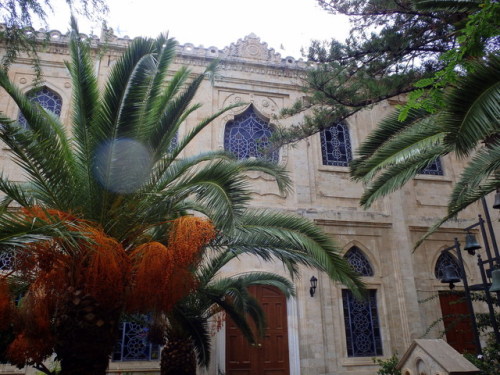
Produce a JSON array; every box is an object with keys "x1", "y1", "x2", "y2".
[{"x1": 93, "y1": 138, "x2": 152, "y2": 194}]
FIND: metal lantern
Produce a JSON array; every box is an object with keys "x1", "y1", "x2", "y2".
[{"x1": 310, "y1": 276, "x2": 318, "y2": 297}]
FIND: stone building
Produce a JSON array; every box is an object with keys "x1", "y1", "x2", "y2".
[{"x1": 0, "y1": 26, "x2": 497, "y2": 375}]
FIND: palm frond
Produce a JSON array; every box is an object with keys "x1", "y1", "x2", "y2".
[
  {"x1": 0, "y1": 174, "x2": 34, "y2": 207},
  {"x1": 447, "y1": 144, "x2": 500, "y2": 214},
  {"x1": 0, "y1": 72, "x2": 77, "y2": 210},
  {"x1": 167, "y1": 102, "x2": 244, "y2": 161},
  {"x1": 0, "y1": 121, "x2": 75, "y2": 210},
  {"x1": 352, "y1": 114, "x2": 445, "y2": 182},
  {"x1": 208, "y1": 272, "x2": 295, "y2": 299},
  {"x1": 149, "y1": 61, "x2": 219, "y2": 155},
  {"x1": 225, "y1": 209, "x2": 365, "y2": 297},
  {"x1": 65, "y1": 18, "x2": 100, "y2": 214},
  {"x1": 140, "y1": 65, "x2": 189, "y2": 145},
  {"x1": 442, "y1": 55, "x2": 500, "y2": 156},
  {"x1": 0, "y1": 211, "x2": 80, "y2": 248},
  {"x1": 353, "y1": 108, "x2": 432, "y2": 163},
  {"x1": 135, "y1": 36, "x2": 178, "y2": 140},
  {"x1": 359, "y1": 145, "x2": 448, "y2": 208},
  {"x1": 170, "y1": 307, "x2": 212, "y2": 368},
  {"x1": 167, "y1": 160, "x2": 253, "y2": 232},
  {"x1": 232, "y1": 158, "x2": 292, "y2": 195},
  {"x1": 413, "y1": 144, "x2": 500, "y2": 251}
]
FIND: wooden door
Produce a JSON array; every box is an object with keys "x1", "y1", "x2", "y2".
[
  {"x1": 438, "y1": 291, "x2": 476, "y2": 353},
  {"x1": 226, "y1": 285, "x2": 290, "y2": 375}
]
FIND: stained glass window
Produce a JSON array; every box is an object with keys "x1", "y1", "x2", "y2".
[
  {"x1": 345, "y1": 247, "x2": 374, "y2": 276},
  {"x1": 435, "y1": 252, "x2": 461, "y2": 280},
  {"x1": 343, "y1": 289, "x2": 383, "y2": 357},
  {"x1": 0, "y1": 247, "x2": 15, "y2": 271},
  {"x1": 113, "y1": 319, "x2": 160, "y2": 361},
  {"x1": 343, "y1": 247, "x2": 381, "y2": 357},
  {"x1": 419, "y1": 158, "x2": 444, "y2": 176},
  {"x1": 18, "y1": 86, "x2": 63, "y2": 127},
  {"x1": 320, "y1": 122, "x2": 352, "y2": 166},
  {"x1": 224, "y1": 106, "x2": 279, "y2": 162},
  {"x1": 167, "y1": 132, "x2": 178, "y2": 153}
]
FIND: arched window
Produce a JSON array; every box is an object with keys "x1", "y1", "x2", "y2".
[
  {"x1": 320, "y1": 122, "x2": 352, "y2": 166},
  {"x1": 18, "y1": 86, "x2": 63, "y2": 127},
  {"x1": 224, "y1": 106, "x2": 279, "y2": 162},
  {"x1": 345, "y1": 247, "x2": 374, "y2": 276},
  {"x1": 419, "y1": 158, "x2": 444, "y2": 176},
  {"x1": 435, "y1": 252, "x2": 460, "y2": 280},
  {"x1": 342, "y1": 246, "x2": 382, "y2": 357}
]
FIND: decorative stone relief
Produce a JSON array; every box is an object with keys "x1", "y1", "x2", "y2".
[
  {"x1": 221, "y1": 92, "x2": 279, "y2": 119},
  {"x1": 222, "y1": 33, "x2": 282, "y2": 63}
]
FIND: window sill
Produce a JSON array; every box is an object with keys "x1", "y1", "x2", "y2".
[
  {"x1": 341, "y1": 357, "x2": 381, "y2": 367},
  {"x1": 414, "y1": 174, "x2": 452, "y2": 183},
  {"x1": 318, "y1": 165, "x2": 350, "y2": 173}
]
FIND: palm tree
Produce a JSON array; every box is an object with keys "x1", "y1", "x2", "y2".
[
  {"x1": 0, "y1": 19, "x2": 363, "y2": 375},
  {"x1": 159, "y1": 249, "x2": 295, "y2": 375},
  {"x1": 350, "y1": 55, "x2": 500, "y2": 247}
]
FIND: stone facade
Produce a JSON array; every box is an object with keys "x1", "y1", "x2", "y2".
[{"x1": 0, "y1": 27, "x2": 498, "y2": 375}]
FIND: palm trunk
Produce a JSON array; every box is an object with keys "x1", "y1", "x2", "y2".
[
  {"x1": 54, "y1": 292, "x2": 120, "y2": 375},
  {"x1": 160, "y1": 330, "x2": 196, "y2": 375}
]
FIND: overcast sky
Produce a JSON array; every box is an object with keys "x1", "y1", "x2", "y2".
[{"x1": 42, "y1": 0, "x2": 350, "y2": 58}]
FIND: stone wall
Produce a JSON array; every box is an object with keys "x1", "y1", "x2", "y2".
[{"x1": 0, "y1": 27, "x2": 497, "y2": 375}]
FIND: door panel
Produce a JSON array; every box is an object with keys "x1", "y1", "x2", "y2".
[
  {"x1": 439, "y1": 291, "x2": 476, "y2": 353},
  {"x1": 226, "y1": 285, "x2": 290, "y2": 375}
]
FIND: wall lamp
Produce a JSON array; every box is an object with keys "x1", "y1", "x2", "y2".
[{"x1": 310, "y1": 276, "x2": 317, "y2": 297}]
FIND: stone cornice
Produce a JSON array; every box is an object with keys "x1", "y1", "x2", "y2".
[
  {"x1": 314, "y1": 219, "x2": 393, "y2": 229},
  {"x1": 0, "y1": 25, "x2": 310, "y2": 77}
]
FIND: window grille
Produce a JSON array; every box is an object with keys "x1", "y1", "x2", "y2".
[
  {"x1": 223, "y1": 106, "x2": 278, "y2": 162},
  {"x1": 345, "y1": 247, "x2": 374, "y2": 276},
  {"x1": 320, "y1": 122, "x2": 352, "y2": 166},
  {"x1": 18, "y1": 87, "x2": 62, "y2": 127},
  {"x1": 342, "y1": 289, "x2": 383, "y2": 357},
  {"x1": 419, "y1": 158, "x2": 444, "y2": 176},
  {"x1": 343, "y1": 247, "x2": 381, "y2": 357},
  {"x1": 0, "y1": 247, "x2": 15, "y2": 271},
  {"x1": 113, "y1": 319, "x2": 161, "y2": 361}
]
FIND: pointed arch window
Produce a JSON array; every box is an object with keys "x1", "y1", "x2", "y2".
[
  {"x1": 419, "y1": 158, "x2": 444, "y2": 176},
  {"x1": 223, "y1": 106, "x2": 279, "y2": 162},
  {"x1": 345, "y1": 247, "x2": 374, "y2": 276},
  {"x1": 18, "y1": 86, "x2": 63, "y2": 127},
  {"x1": 342, "y1": 246, "x2": 382, "y2": 357},
  {"x1": 435, "y1": 252, "x2": 460, "y2": 280},
  {"x1": 320, "y1": 122, "x2": 352, "y2": 166}
]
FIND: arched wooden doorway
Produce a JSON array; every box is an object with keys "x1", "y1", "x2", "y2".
[{"x1": 226, "y1": 285, "x2": 290, "y2": 375}]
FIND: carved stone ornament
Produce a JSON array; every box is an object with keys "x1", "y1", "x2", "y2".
[{"x1": 222, "y1": 33, "x2": 283, "y2": 64}]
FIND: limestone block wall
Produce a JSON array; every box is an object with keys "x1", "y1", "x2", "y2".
[{"x1": 0, "y1": 29, "x2": 496, "y2": 375}]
